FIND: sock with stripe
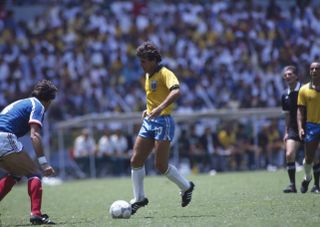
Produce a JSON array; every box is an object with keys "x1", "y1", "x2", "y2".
[
  {"x1": 313, "y1": 163, "x2": 320, "y2": 187},
  {"x1": 28, "y1": 176, "x2": 42, "y2": 216},
  {"x1": 0, "y1": 175, "x2": 20, "y2": 201},
  {"x1": 286, "y1": 162, "x2": 296, "y2": 185}
]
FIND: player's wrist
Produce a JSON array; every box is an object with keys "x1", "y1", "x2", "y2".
[{"x1": 38, "y1": 156, "x2": 48, "y2": 165}]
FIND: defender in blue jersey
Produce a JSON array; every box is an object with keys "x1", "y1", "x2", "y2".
[{"x1": 0, "y1": 80, "x2": 57, "y2": 225}]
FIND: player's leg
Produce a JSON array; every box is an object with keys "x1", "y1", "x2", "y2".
[
  {"x1": 154, "y1": 140, "x2": 190, "y2": 188},
  {"x1": 0, "y1": 132, "x2": 23, "y2": 200},
  {"x1": 1, "y1": 152, "x2": 42, "y2": 214},
  {"x1": 155, "y1": 115, "x2": 194, "y2": 207},
  {"x1": 301, "y1": 139, "x2": 319, "y2": 193},
  {"x1": 311, "y1": 154, "x2": 320, "y2": 193},
  {"x1": 130, "y1": 136, "x2": 153, "y2": 214},
  {"x1": 283, "y1": 139, "x2": 300, "y2": 193},
  {"x1": 154, "y1": 140, "x2": 194, "y2": 207},
  {"x1": 0, "y1": 151, "x2": 37, "y2": 201},
  {"x1": 0, "y1": 169, "x2": 21, "y2": 201},
  {"x1": 0, "y1": 152, "x2": 55, "y2": 224},
  {"x1": 28, "y1": 172, "x2": 55, "y2": 225},
  {"x1": 0, "y1": 151, "x2": 38, "y2": 175}
]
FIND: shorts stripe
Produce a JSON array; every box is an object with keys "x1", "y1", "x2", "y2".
[{"x1": 164, "y1": 116, "x2": 170, "y2": 140}]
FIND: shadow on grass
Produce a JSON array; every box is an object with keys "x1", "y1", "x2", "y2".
[
  {"x1": 171, "y1": 214, "x2": 217, "y2": 218},
  {"x1": 3, "y1": 220, "x2": 95, "y2": 227},
  {"x1": 142, "y1": 214, "x2": 217, "y2": 219}
]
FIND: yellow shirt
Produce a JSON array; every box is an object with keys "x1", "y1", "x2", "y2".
[
  {"x1": 218, "y1": 130, "x2": 236, "y2": 148},
  {"x1": 145, "y1": 66, "x2": 179, "y2": 115},
  {"x1": 298, "y1": 83, "x2": 320, "y2": 123}
]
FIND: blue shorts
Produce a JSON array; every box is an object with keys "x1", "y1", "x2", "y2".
[
  {"x1": 138, "y1": 115, "x2": 175, "y2": 141},
  {"x1": 305, "y1": 122, "x2": 320, "y2": 143}
]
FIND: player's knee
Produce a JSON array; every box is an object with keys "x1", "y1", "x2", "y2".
[
  {"x1": 26, "y1": 173, "x2": 42, "y2": 180},
  {"x1": 130, "y1": 155, "x2": 142, "y2": 168},
  {"x1": 11, "y1": 175, "x2": 22, "y2": 182},
  {"x1": 286, "y1": 152, "x2": 294, "y2": 161},
  {"x1": 155, "y1": 162, "x2": 167, "y2": 174},
  {"x1": 304, "y1": 153, "x2": 314, "y2": 164}
]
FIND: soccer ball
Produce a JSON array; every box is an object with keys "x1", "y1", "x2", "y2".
[{"x1": 109, "y1": 200, "x2": 132, "y2": 219}]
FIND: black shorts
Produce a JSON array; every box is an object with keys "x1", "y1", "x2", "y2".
[{"x1": 287, "y1": 128, "x2": 302, "y2": 142}]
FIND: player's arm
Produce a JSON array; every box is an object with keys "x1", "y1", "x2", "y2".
[
  {"x1": 297, "y1": 105, "x2": 306, "y2": 140},
  {"x1": 281, "y1": 94, "x2": 289, "y2": 142},
  {"x1": 283, "y1": 112, "x2": 290, "y2": 142},
  {"x1": 148, "y1": 86, "x2": 180, "y2": 119},
  {"x1": 30, "y1": 123, "x2": 55, "y2": 176}
]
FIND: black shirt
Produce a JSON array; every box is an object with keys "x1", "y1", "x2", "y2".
[{"x1": 281, "y1": 82, "x2": 301, "y2": 131}]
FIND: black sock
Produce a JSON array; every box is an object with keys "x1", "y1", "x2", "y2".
[
  {"x1": 287, "y1": 162, "x2": 296, "y2": 185},
  {"x1": 313, "y1": 163, "x2": 320, "y2": 187}
]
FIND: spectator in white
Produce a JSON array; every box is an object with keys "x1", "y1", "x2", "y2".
[
  {"x1": 96, "y1": 128, "x2": 114, "y2": 176},
  {"x1": 110, "y1": 128, "x2": 130, "y2": 176},
  {"x1": 73, "y1": 128, "x2": 96, "y2": 176},
  {"x1": 74, "y1": 128, "x2": 96, "y2": 157},
  {"x1": 97, "y1": 128, "x2": 113, "y2": 157}
]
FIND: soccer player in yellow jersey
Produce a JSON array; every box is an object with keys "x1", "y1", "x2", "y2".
[
  {"x1": 130, "y1": 41, "x2": 194, "y2": 214},
  {"x1": 298, "y1": 62, "x2": 320, "y2": 193}
]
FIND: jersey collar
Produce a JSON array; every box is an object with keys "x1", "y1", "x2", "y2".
[
  {"x1": 147, "y1": 64, "x2": 163, "y2": 78},
  {"x1": 309, "y1": 81, "x2": 320, "y2": 92},
  {"x1": 287, "y1": 82, "x2": 300, "y2": 94}
]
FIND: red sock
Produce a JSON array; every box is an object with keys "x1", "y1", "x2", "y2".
[
  {"x1": 0, "y1": 175, "x2": 16, "y2": 201},
  {"x1": 28, "y1": 177, "x2": 42, "y2": 216}
]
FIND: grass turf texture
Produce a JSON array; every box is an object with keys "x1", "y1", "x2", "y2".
[{"x1": 0, "y1": 170, "x2": 319, "y2": 227}]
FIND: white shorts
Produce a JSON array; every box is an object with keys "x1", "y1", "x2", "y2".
[{"x1": 0, "y1": 132, "x2": 23, "y2": 158}]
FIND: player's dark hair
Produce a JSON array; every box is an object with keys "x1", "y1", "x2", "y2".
[
  {"x1": 136, "y1": 41, "x2": 162, "y2": 63},
  {"x1": 283, "y1": 65, "x2": 297, "y2": 75},
  {"x1": 31, "y1": 80, "x2": 58, "y2": 101}
]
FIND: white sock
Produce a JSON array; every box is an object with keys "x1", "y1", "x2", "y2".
[
  {"x1": 165, "y1": 164, "x2": 190, "y2": 192},
  {"x1": 303, "y1": 159, "x2": 312, "y2": 181},
  {"x1": 131, "y1": 166, "x2": 146, "y2": 202}
]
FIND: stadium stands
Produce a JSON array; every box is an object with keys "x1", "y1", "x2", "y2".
[
  {"x1": 0, "y1": 0, "x2": 316, "y2": 176},
  {"x1": 1, "y1": 0, "x2": 319, "y2": 120}
]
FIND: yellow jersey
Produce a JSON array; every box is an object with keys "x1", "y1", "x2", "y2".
[
  {"x1": 218, "y1": 130, "x2": 236, "y2": 148},
  {"x1": 145, "y1": 66, "x2": 179, "y2": 115},
  {"x1": 297, "y1": 83, "x2": 320, "y2": 123}
]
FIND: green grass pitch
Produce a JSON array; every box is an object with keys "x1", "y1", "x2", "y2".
[{"x1": 0, "y1": 170, "x2": 319, "y2": 226}]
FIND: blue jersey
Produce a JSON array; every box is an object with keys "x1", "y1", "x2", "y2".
[{"x1": 0, "y1": 98, "x2": 45, "y2": 137}]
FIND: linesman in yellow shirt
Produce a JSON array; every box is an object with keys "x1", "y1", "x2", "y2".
[
  {"x1": 129, "y1": 41, "x2": 194, "y2": 214},
  {"x1": 297, "y1": 62, "x2": 320, "y2": 193}
]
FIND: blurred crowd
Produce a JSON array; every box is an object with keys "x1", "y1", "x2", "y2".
[
  {"x1": 1, "y1": 0, "x2": 319, "y2": 121},
  {"x1": 0, "y1": 0, "x2": 316, "y2": 176},
  {"x1": 67, "y1": 119, "x2": 296, "y2": 178}
]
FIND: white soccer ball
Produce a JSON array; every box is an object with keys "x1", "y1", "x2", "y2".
[{"x1": 109, "y1": 200, "x2": 132, "y2": 219}]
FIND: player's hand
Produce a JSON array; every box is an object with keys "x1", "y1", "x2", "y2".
[
  {"x1": 147, "y1": 107, "x2": 162, "y2": 120},
  {"x1": 283, "y1": 133, "x2": 288, "y2": 142},
  {"x1": 41, "y1": 163, "x2": 55, "y2": 176},
  {"x1": 299, "y1": 129, "x2": 305, "y2": 141},
  {"x1": 142, "y1": 110, "x2": 148, "y2": 119}
]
